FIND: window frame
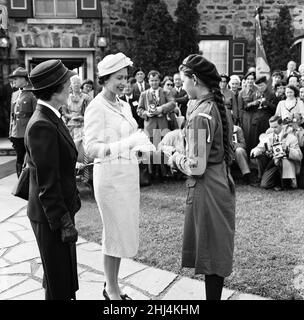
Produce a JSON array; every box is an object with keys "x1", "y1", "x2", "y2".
[
  {"x1": 81, "y1": 0, "x2": 96, "y2": 10},
  {"x1": 198, "y1": 35, "x2": 232, "y2": 75},
  {"x1": 10, "y1": 0, "x2": 27, "y2": 10},
  {"x1": 33, "y1": 0, "x2": 77, "y2": 18}
]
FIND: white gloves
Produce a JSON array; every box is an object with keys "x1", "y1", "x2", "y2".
[{"x1": 127, "y1": 130, "x2": 150, "y2": 149}]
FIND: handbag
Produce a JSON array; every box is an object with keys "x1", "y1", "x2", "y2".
[
  {"x1": 139, "y1": 162, "x2": 151, "y2": 186},
  {"x1": 11, "y1": 166, "x2": 30, "y2": 200}
]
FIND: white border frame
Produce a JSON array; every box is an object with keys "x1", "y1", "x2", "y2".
[
  {"x1": 232, "y1": 59, "x2": 244, "y2": 73},
  {"x1": 233, "y1": 43, "x2": 245, "y2": 57},
  {"x1": 18, "y1": 48, "x2": 95, "y2": 81},
  {"x1": 11, "y1": 0, "x2": 27, "y2": 10},
  {"x1": 81, "y1": 0, "x2": 96, "y2": 10},
  {"x1": 33, "y1": 0, "x2": 77, "y2": 18}
]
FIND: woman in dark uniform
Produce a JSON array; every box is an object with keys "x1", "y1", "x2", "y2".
[
  {"x1": 237, "y1": 71, "x2": 259, "y2": 156},
  {"x1": 168, "y1": 54, "x2": 235, "y2": 300}
]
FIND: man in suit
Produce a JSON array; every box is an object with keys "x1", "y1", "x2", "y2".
[
  {"x1": 137, "y1": 70, "x2": 176, "y2": 180},
  {"x1": 9, "y1": 67, "x2": 37, "y2": 176},
  {"x1": 171, "y1": 72, "x2": 189, "y2": 117},
  {"x1": 24, "y1": 60, "x2": 81, "y2": 300},
  {"x1": 282, "y1": 60, "x2": 297, "y2": 82},
  {"x1": 250, "y1": 115, "x2": 302, "y2": 190},
  {"x1": 232, "y1": 124, "x2": 251, "y2": 184},
  {"x1": 120, "y1": 77, "x2": 144, "y2": 128},
  {"x1": 132, "y1": 68, "x2": 150, "y2": 101}
]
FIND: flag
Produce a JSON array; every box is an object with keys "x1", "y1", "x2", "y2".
[
  {"x1": 0, "y1": 5, "x2": 8, "y2": 30},
  {"x1": 255, "y1": 12, "x2": 270, "y2": 79}
]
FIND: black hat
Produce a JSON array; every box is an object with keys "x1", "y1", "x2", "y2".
[
  {"x1": 9, "y1": 67, "x2": 28, "y2": 79},
  {"x1": 220, "y1": 74, "x2": 230, "y2": 83},
  {"x1": 272, "y1": 70, "x2": 283, "y2": 79},
  {"x1": 255, "y1": 76, "x2": 267, "y2": 85},
  {"x1": 244, "y1": 71, "x2": 256, "y2": 80},
  {"x1": 27, "y1": 59, "x2": 76, "y2": 91},
  {"x1": 133, "y1": 67, "x2": 145, "y2": 78},
  {"x1": 181, "y1": 54, "x2": 221, "y2": 85}
]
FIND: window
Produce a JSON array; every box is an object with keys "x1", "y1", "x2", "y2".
[
  {"x1": 81, "y1": 0, "x2": 96, "y2": 10},
  {"x1": 233, "y1": 59, "x2": 244, "y2": 73},
  {"x1": 10, "y1": 0, "x2": 27, "y2": 10},
  {"x1": 34, "y1": 0, "x2": 76, "y2": 18},
  {"x1": 198, "y1": 40, "x2": 229, "y2": 75}
]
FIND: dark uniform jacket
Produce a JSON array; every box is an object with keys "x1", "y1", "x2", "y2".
[
  {"x1": 10, "y1": 87, "x2": 37, "y2": 138},
  {"x1": 24, "y1": 103, "x2": 81, "y2": 229}
]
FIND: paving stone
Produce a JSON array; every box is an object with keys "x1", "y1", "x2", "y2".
[
  {"x1": 77, "y1": 237, "x2": 87, "y2": 244},
  {"x1": 4, "y1": 242, "x2": 40, "y2": 263},
  {"x1": 126, "y1": 267, "x2": 177, "y2": 296},
  {"x1": 0, "y1": 222, "x2": 26, "y2": 233},
  {"x1": 162, "y1": 277, "x2": 205, "y2": 300},
  {"x1": 0, "y1": 275, "x2": 27, "y2": 293},
  {"x1": 235, "y1": 293, "x2": 270, "y2": 300},
  {"x1": 221, "y1": 288, "x2": 235, "y2": 300},
  {"x1": 77, "y1": 247, "x2": 104, "y2": 272},
  {"x1": 0, "y1": 279, "x2": 41, "y2": 300},
  {"x1": 120, "y1": 285, "x2": 150, "y2": 300},
  {"x1": 118, "y1": 259, "x2": 147, "y2": 279},
  {"x1": 0, "y1": 232, "x2": 20, "y2": 249},
  {"x1": 0, "y1": 261, "x2": 31, "y2": 275},
  {"x1": 12, "y1": 289, "x2": 44, "y2": 300},
  {"x1": 0, "y1": 259, "x2": 10, "y2": 268},
  {"x1": 0, "y1": 248, "x2": 6, "y2": 257},
  {"x1": 0, "y1": 175, "x2": 27, "y2": 222},
  {"x1": 77, "y1": 280, "x2": 103, "y2": 300},
  {"x1": 34, "y1": 265, "x2": 43, "y2": 280},
  {"x1": 77, "y1": 242, "x2": 102, "y2": 251},
  {"x1": 79, "y1": 271, "x2": 105, "y2": 282},
  {"x1": 15, "y1": 230, "x2": 36, "y2": 242},
  {"x1": 7, "y1": 217, "x2": 31, "y2": 229}
]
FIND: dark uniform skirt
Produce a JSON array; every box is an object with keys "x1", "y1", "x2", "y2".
[
  {"x1": 30, "y1": 220, "x2": 79, "y2": 300},
  {"x1": 182, "y1": 162, "x2": 235, "y2": 278}
]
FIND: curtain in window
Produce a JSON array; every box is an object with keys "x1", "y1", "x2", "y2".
[
  {"x1": 198, "y1": 40, "x2": 229, "y2": 75},
  {"x1": 57, "y1": 0, "x2": 76, "y2": 17},
  {"x1": 35, "y1": 0, "x2": 54, "y2": 16}
]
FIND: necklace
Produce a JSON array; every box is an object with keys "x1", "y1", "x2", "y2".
[{"x1": 101, "y1": 92, "x2": 123, "y2": 112}]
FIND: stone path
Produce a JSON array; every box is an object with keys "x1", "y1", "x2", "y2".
[{"x1": 0, "y1": 140, "x2": 270, "y2": 300}]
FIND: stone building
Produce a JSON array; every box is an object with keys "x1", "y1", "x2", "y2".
[{"x1": 1, "y1": 0, "x2": 304, "y2": 90}]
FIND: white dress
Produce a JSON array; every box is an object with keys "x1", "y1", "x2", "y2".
[{"x1": 84, "y1": 93, "x2": 139, "y2": 257}]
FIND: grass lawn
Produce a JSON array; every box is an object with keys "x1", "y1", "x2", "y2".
[{"x1": 75, "y1": 177, "x2": 304, "y2": 300}]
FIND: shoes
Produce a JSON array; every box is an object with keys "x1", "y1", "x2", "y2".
[
  {"x1": 243, "y1": 173, "x2": 251, "y2": 185},
  {"x1": 103, "y1": 282, "x2": 132, "y2": 300},
  {"x1": 103, "y1": 288, "x2": 110, "y2": 300},
  {"x1": 274, "y1": 186, "x2": 282, "y2": 191},
  {"x1": 250, "y1": 182, "x2": 260, "y2": 187}
]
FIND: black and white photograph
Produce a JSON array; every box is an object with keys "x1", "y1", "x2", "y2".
[{"x1": 1, "y1": 0, "x2": 304, "y2": 310}]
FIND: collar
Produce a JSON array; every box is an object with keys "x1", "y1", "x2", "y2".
[{"x1": 37, "y1": 99, "x2": 61, "y2": 118}]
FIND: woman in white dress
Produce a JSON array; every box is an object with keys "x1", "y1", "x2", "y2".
[
  {"x1": 84, "y1": 53, "x2": 151, "y2": 300},
  {"x1": 275, "y1": 84, "x2": 304, "y2": 122}
]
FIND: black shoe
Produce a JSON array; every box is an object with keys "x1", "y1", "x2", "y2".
[
  {"x1": 103, "y1": 282, "x2": 132, "y2": 300},
  {"x1": 103, "y1": 288, "x2": 110, "y2": 300},
  {"x1": 243, "y1": 173, "x2": 251, "y2": 185}
]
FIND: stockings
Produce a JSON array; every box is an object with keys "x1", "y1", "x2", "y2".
[{"x1": 205, "y1": 274, "x2": 224, "y2": 300}]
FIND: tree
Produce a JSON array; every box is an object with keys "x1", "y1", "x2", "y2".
[
  {"x1": 262, "y1": 6, "x2": 298, "y2": 71},
  {"x1": 131, "y1": 0, "x2": 178, "y2": 76},
  {"x1": 174, "y1": 0, "x2": 200, "y2": 65}
]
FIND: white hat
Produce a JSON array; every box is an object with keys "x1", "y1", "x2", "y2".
[{"x1": 97, "y1": 52, "x2": 133, "y2": 77}]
